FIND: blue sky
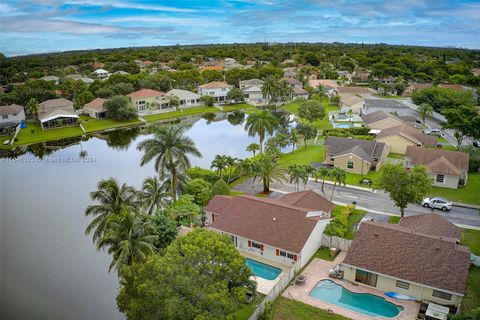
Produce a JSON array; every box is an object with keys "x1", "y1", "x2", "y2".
[{"x1": 1, "y1": 0, "x2": 479, "y2": 56}]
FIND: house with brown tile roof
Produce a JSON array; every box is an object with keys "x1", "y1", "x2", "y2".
[
  {"x1": 403, "y1": 83, "x2": 432, "y2": 97},
  {"x1": 405, "y1": 146, "x2": 469, "y2": 189},
  {"x1": 205, "y1": 192, "x2": 332, "y2": 268},
  {"x1": 127, "y1": 89, "x2": 171, "y2": 114},
  {"x1": 362, "y1": 110, "x2": 406, "y2": 130},
  {"x1": 375, "y1": 124, "x2": 437, "y2": 154},
  {"x1": 198, "y1": 81, "x2": 232, "y2": 104},
  {"x1": 438, "y1": 83, "x2": 465, "y2": 91},
  {"x1": 337, "y1": 86, "x2": 373, "y2": 95},
  {"x1": 342, "y1": 220, "x2": 470, "y2": 307},
  {"x1": 339, "y1": 94, "x2": 364, "y2": 114},
  {"x1": 398, "y1": 213, "x2": 461, "y2": 241},
  {"x1": 83, "y1": 98, "x2": 106, "y2": 119},
  {"x1": 324, "y1": 136, "x2": 389, "y2": 175}
]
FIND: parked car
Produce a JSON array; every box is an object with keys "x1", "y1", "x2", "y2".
[
  {"x1": 473, "y1": 140, "x2": 480, "y2": 147},
  {"x1": 422, "y1": 128, "x2": 442, "y2": 136},
  {"x1": 421, "y1": 197, "x2": 452, "y2": 211}
]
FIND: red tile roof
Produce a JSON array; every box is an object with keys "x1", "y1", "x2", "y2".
[
  {"x1": 83, "y1": 97, "x2": 105, "y2": 110},
  {"x1": 127, "y1": 88, "x2": 164, "y2": 99}
]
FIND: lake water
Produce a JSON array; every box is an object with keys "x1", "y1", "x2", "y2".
[{"x1": 0, "y1": 112, "x2": 266, "y2": 320}]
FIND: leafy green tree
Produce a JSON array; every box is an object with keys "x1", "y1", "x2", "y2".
[
  {"x1": 104, "y1": 95, "x2": 138, "y2": 120},
  {"x1": 313, "y1": 167, "x2": 331, "y2": 194},
  {"x1": 276, "y1": 80, "x2": 293, "y2": 102},
  {"x1": 25, "y1": 97, "x2": 39, "y2": 119},
  {"x1": 443, "y1": 105, "x2": 480, "y2": 149},
  {"x1": 298, "y1": 100, "x2": 325, "y2": 123},
  {"x1": 244, "y1": 110, "x2": 278, "y2": 153},
  {"x1": 185, "y1": 178, "x2": 213, "y2": 206},
  {"x1": 137, "y1": 124, "x2": 202, "y2": 201},
  {"x1": 237, "y1": 158, "x2": 255, "y2": 193},
  {"x1": 200, "y1": 95, "x2": 215, "y2": 107},
  {"x1": 375, "y1": 164, "x2": 432, "y2": 217},
  {"x1": 75, "y1": 90, "x2": 95, "y2": 109},
  {"x1": 98, "y1": 208, "x2": 156, "y2": 272},
  {"x1": 169, "y1": 96, "x2": 180, "y2": 111},
  {"x1": 329, "y1": 167, "x2": 346, "y2": 201},
  {"x1": 139, "y1": 176, "x2": 170, "y2": 215},
  {"x1": 412, "y1": 87, "x2": 474, "y2": 113},
  {"x1": 246, "y1": 143, "x2": 260, "y2": 156},
  {"x1": 254, "y1": 153, "x2": 286, "y2": 193},
  {"x1": 418, "y1": 102, "x2": 433, "y2": 125},
  {"x1": 226, "y1": 87, "x2": 245, "y2": 103},
  {"x1": 460, "y1": 145, "x2": 480, "y2": 172},
  {"x1": 85, "y1": 178, "x2": 138, "y2": 243},
  {"x1": 187, "y1": 166, "x2": 219, "y2": 184},
  {"x1": 116, "y1": 229, "x2": 255, "y2": 320},
  {"x1": 212, "y1": 179, "x2": 230, "y2": 195},
  {"x1": 166, "y1": 194, "x2": 202, "y2": 226},
  {"x1": 150, "y1": 213, "x2": 178, "y2": 251}
]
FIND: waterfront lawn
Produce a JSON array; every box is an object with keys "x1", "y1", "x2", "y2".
[
  {"x1": 0, "y1": 136, "x2": 11, "y2": 149},
  {"x1": 331, "y1": 205, "x2": 367, "y2": 240},
  {"x1": 142, "y1": 106, "x2": 218, "y2": 122},
  {"x1": 15, "y1": 122, "x2": 84, "y2": 145},
  {"x1": 461, "y1": 228, "x2": 480, "y2": 255},
  {"x1": 279, "y1": 146, "x2": 324, "y2": 167},
  {"x1": 281, "y1": 99, "x2": 340, "y2": 131},
  {"x1": 314, "y1": 246, "x2": 337, "y2": 261},
  {"x1": 461, "y1": 266, "x2": 480, "y2": 315},
  {"x1": 80, "y1": 116, "x2": 141, "y2": 132},
  {"x1": 223, "y1": 103, "x2": 256, "y2": 112},
  {"x1": 428, "y1": 173, "x2": 480, "y2": 205},
  {"x1": 272, "y1": 296, "x2": 349, "y2": 320}
]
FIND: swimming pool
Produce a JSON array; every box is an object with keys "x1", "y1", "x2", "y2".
[
  {"x1": 334, "y1": 123, "x2": 354, "y2": 128},
  {"x1": 245, "y1": 258, "x2": 282, "y2": 281},
  {"x1": 309, "y1": 280, "x2": 403, "y2": 318}
]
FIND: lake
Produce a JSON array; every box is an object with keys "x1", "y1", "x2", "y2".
[{"x1": 0, "y1": 112, "x2": 268, "y2": 320}]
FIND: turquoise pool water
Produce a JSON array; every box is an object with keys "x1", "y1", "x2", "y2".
[
  {"x1": 335, "y1": 123, "x2": 354, "y2": 128},
  {"x1": 245, "y1": 258, "x2": 282, "y2": 280},
  {"x1": 309, "y1": 280, "x2": 403, "y2": 318}
]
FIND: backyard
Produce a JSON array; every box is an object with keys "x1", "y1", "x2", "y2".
[
  {"x1": 80, "y1": 116, "x2": 141, "y2": 132},
  {"x1": 279, "y1": 145, "x2": 324, "y2": 167},
  {"x1": 281, "y1": 99, "x2": 340, "y2": 131},
  {"x1": 271, "y1": 296, "x2": 348, "y2": 320},
  {"x1": 14, "y1": 122, "x2": 84, "y2": 145},
  {"x1": 460, "y1": 228, "x2": 480, "y2": 314}
]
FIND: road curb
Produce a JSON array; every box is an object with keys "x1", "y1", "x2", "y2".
[
  {"x1": 308, "y1": 178, "x2": 376, "y2": 193},
  {"x1": 452, "y1": 202, "x2": 480, "y2": 210}
]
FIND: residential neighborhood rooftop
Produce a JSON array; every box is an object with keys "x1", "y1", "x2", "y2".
[
  {"x1": 127, "y1": 88, "x2": 164, "y2": 99},
  {"x1": 0, "y1": 104, "x2": 24, "y2": 116},
  {"x1": 198, "y1": 81, "x2": 232, "y2": 89},
  {"x1": 399, "y1": 213, "x2": 461, "y2": 241},
  {"x1": 377, "y1": 124, "x2": 437, "y2": 146},
  {"x1": 406, "y1": 146, "x2": 469, "y2": 176},
  {"x1": 324, "y1": 136, "x2": 387, "y2": 163}
]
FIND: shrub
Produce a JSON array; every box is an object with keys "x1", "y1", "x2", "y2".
[
  {"x1": 324, "y1": 126, "x2": 370, "y2": 136},
  {"x1": 187, "y1": 166, "x2": 219, "y2": 184},
  {"x1": 324, "y1": 205, "x2": 355, "y2": 238},
  {"x1": 212, "y1": 179, "x2": 230, "y2": 195}
]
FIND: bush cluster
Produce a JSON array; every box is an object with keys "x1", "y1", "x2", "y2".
[{"x1": 324, "y1": 205, "x2": 355, "y2": 238}]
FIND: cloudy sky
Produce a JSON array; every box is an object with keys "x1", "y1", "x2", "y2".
[{"x1": 1, "y1": 0, "x2": 479, "y2": 56}]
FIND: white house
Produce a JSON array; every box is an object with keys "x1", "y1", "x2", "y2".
[
  {"x1": 93, "y1": 69, "x2": 109, "y2": 79},
  {"x1": 0, "y1": 104, "x2": 25, "y2": 135},
  {"x1": 166, "y1": 89, "x2": 201, "y2": 108},
  {"x1": 198, "y1": 81, "x2": 232, "y2": 104},
  {"x1": 205, "y1": 191, "x2": 333, "y2": 269}
]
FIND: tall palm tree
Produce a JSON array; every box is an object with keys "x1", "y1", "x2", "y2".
[
  {"x1": 246, "y1": 143, "x2": 260, "y2": 157},
  {"x1": 25, "y1": 97, "x2": 40, "y2": 119},
  {"x1": 254, "y1": 153, "x2": 286, "y2": 193},
  {"x1": 237, "y1": 159, "x2": 254, "y2": 194},
  {"x1": 84, "y1": 178, "x2": 138, "y2": 243},
  {"x1": 224, "y1": 156, "x2": 238, "y2": 183},
  {"x1": 288, "y1": 164, "x2": 308, "y2": 192},
  {"x1": 98, "y1": 209, "x2": 156, "y2": 273},
  {"x1": 261, "y1": 76, "x2": 278, "y2": 104},
  {"x1": 139, "y1": 176, "x2": 171, "y2": 215},
  {"x1": 289, "y1": 129, "x2": 301, "y2": 151},
  {"x1": 329, "y1": 167, "x2": 346, "y2": 202},
  {"x1": 244, "y1": 110, "x2": 278, "y2": 153},
  {"x1": 211, "y1": 154, "x2": 229, "y2": 179},
  {"x1": 314, "y1": 167, "x2": 331, "y2": 194},
  {"x1": 277, "y1": 80, "x2": 294, "y2": 102},
  {"x1": 418, "y1": 103, "x2": 434, "y2": 125},
  {"x1": 137, "y1": 124, "x2": 202, "y2": 201}
]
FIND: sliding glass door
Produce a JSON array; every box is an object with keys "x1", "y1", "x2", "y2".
[{"x1": 355, "y1": 269, "x2": 378, "y2": 287}]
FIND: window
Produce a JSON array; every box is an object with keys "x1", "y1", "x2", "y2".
[
  {"x1": 432, "y1": 290, "x2": 452, "y2": 301},
  {"x1": 251, "y1": 241, "x2": 262, "y2": 250},
  {"x1": 287, "y1": 253, "x2": 295, "y2": 259},
  {"x1": 2, "y1": 115, "x2": 8, "y2": 119},
  {"x1": 347, "y1": 161, "x2": 354, "y2": 169},
  {"x1": 374, "y1": 157, "x2": 379, "y2": 162},
  {"x1": 278, "y1": 250, "x2": 296, "y2": 260},
  {"x1": 279, "y1": 251, "x2": 286, "y2": 257},
  {"x1": 230, "y1": 235, "x2": 237, "y2": 247},
  {"x1": 396, "y1": 280, "x2": 410, "y2": 290},
  {"x1": 355, "y1": 269, "x2": 378, "y2": 287},
  {"x1": 436, "y1": 174, "x2": 445, "y2": 183}
]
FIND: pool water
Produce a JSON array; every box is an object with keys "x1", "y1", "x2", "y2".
[
  {"x1": 309, "y1": 280, "x2": 403, "y2": 318},
  {"x1": 245, "y1": 258, "x2": 282, "y2": 280}
]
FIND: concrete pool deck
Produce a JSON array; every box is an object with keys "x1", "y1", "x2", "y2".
[
  {"x1": 242, "y1": 252, "x2": 292, "y2": 295},
  {"x1": 282, "y1": 253, "x2": 420, "y2": 320}
]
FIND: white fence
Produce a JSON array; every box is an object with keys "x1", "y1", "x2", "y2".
[
  {"x1": 321, "y1": 235, "x2": 353, "y2": 251},
  {"x1": 248, "y1": 264, "x2": 298, "y2": 320}
]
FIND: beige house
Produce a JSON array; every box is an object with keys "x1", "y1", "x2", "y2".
[
  {"x1": 38, "y1": 98, "x2": 78, "y2": 130},
  {"x1": 343, "y1": 215, "x2": 470, "y2": 308},
  {"x1": 127, "y1": 89, "x2": 170, "y2": 114},
  {"x1": 403, "y1": 83, "x2": 432, "y2": 97},
  {"x1": 205, "y1": 191, "x2": 333, "y2": 269},
  {"x1": 165, "y1": 89, "x2": 201, "y2": 108},
  {"x1": 83, "y1": 98, "x2": 106, "y2": 119},
  {"x1": 362, "y1": 110, "x2": 406, "y2": 130},
  {"x1": 405, "y1": 146, "x2": 469, "y2": 189},
  {"x1": 375, "y1": 124, "x2": 437, "y2": 154},
  {"x1": 339, "y1": 94, "x2": 364, "y2": 114},
  {"x1": 324, "y1": 136, "x2": 389, "y2": 174}
]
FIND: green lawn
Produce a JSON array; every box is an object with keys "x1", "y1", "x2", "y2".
[
  {"x1": 462, "y1": 228, "x2": 480, "y2": 255},
  {"x1": 342, "y1": 171, "x2": 379, "y2": 187},
  {"x1": 314, "y1": 246, "x2": 337, "y2": 261},
  {"x1": 372, "y1": 94, "x2": 403, "y2": 99},
  {"x1": 272, "y1": 296, "x2": 349, "y2": 320},
  {"x1": 142, "y1": 106, "x2": 219, "y2": 122},
  {"x1": 231, "y1": 294, "x2": 265, "y2": 320},
  {"x1": 279, "y1": 146, "x2": 324, "y2": 167},
  {"x1": 223, "y1": 103, "x2": 256, "y2": 112},
  {"x1": 388, "y1": 216, "x2": 401, "y2": 224},
  {"x1": 429, "y1": 172, "x2": 480, "y2": 205},
  {"x1": 14, "y1": 122, "x2": 84, "y2": 145},
  {"x1": 461, "y1": 266, "x2": 480, "y2": 315},
  {"x1": 387, "y1": 153, "x2": 405, "y2": 160},
  {"x1": 281, "y1": 99, "x2": 340, "y2": 131},
  {"x1": 437, "y1": 136, "x2": 448, "y2": 143},
  {"x1": 80, "y1": 116, "x2": 141, "y2": 132},
  {"x1": 331, "y1": 205, "x2": 367, "y2": 240}
]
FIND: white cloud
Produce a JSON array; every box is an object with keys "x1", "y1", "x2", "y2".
[{"x1": 63, "y1": 0, "x2": 197, "y2": 12}]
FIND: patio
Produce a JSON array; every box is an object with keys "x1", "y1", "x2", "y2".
[{"x1": 282, "y1": 253, "x2": 420, "y2": 320}]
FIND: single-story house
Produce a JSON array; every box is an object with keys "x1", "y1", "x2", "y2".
[
  {"x1": 324, "y1": 136, "x2": 389, "y2": 174},
  {"x1": 239, "y1": 79, "x2": 264, "y2": 89},
  {"x1": 93, "y1": 68, "x2": 109, "y2": 79},
  {"x1": 83, "y1": 98, "x2": 106, "y2": 119},
  {"x1": 292, "y1": 87, "x2": 309, "y2": 100},
  {"x1": 339, "y1": 94, "x2": 364, "y2": 114},
  {"x1": 283, "y1": 67, "x2": 298, "y2": 79},
  {"x1": 127, "y1": 88, "x2": 170, "y2": 114},
  {"x1": 342, "y1": 216, "x2": 470, "y2": 308},
  {"x1": 362, "y1": 110, "x2": 406, "y2": 130},
  {"x1": 242, "y1": 85, "x2": 264, "y2": 104},
  {"x1": 0, "y1": 104, "x2": 25, "y2": 135},
  {"x1": 405, "y1": 146, "x2": 469, "y2": 189},
  {"x1": 336, "y1": 86, "x2": 373, "y2": 96},
  {"x1": 363, "y1": 99, "x2": 414, "y2": 116},
  {"x1": 205, "y1": 190, "x2": 333, "y2": 268},
  {"x1": 376, "y1": 124, "x2": 437, "y2": 154},
  {"x1": 198, "y1": 81, "x2": 232, "y2": 104},
  {"x1": 38, "y1": 98, "x2": 78, "y2": 129},
  {"x1": 398, "y1": 213, "x2": 461, "y2": 241},
  {"x1": 308, "y1": 79, "x2": 339, "y2": 89},
  {"x1": 403, "y1": 83, "x2": 432, "y2": 97},
  {"x1": 285, "y1": 78, "x2": 303, "y2": 89},
  {"x1": 353, "y1": 69, "x2": 370, "y2": 82},
  {"x1": 166, "y1": 89, "x2": 201, "y2": 108}
]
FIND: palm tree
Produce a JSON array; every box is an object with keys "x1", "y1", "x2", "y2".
[
  {"x1": 25, "y1": 97, "x2": 39, "y2": 119},
  {"x1": 244, "y1": 110, "x2": 278, "y2": 153},
  {"x1": 139, "y1": 176, "x2": 170, "y2": 215},
  {"x1": 224, "y1": 156, "x2": 238, "y2": 183},
  {"x1": 329, "y1": 167, "x2": 346, "y2": 202},
  {"x1": 246, "y1": 143, "x2": 260, "y2": 157},
  {"x1": 277, "y1": 80, "x2": 294, "y2": 102},
  {"x1": 418, "y1": 103, "x2": 434, "y2": 125},
  {"x1": 254, "y1": 153, "x2": 286, "y2": 193},
  {"x1": 238, "y1": 159, "x2": 254, "y2": 194},
  {"x1": 137, "y1": 124, "x2": 202, "y2": 201},
  {"x1": 314, "y1": 167, "x2": 331, "y2": 194},
  {"x1": 289, "y1": 129, "x2": 301, "y2": 151},
  {"x1": 211, "y1": 154, "x2": 229, "y2": 179},
  {"x1": 261, "y1": 76, "x2": 278, "y2": 104},
  {"x1": 84, "y1": 178, "x2": 138, "y2": 243},
  {"x1": 288, "y1": 164, "x2": 309, "y2": 192},
  {"x1": 97, "y1": 209, "x2": 156, "y2": 273}
]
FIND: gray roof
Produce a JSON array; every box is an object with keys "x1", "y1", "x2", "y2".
[
  {"x1": 364, "y1": 99, "x2": 407, "y2": 109},
  {"x1": 362, "y1": 110, "x2": 399, "y2": 124},
  {"x1": 166, "y1": 89, "x2": 200, "y2": 100},
  {"x1": 38, "y1": 98, "x2": 75, "y2": 120},
  {"x1": 324, "y1": 136, "x2": 386, "y2": 162},
  {"x1": 239, "y1": 79, "x2": 264, "y2": 86},
  {"x1": 0, "y1": 104, "x2": 24, "y2": 116}
]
